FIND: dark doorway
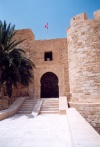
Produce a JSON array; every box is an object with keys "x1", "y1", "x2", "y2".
[{"x1": 41, "y1": 72, "x2": 59, "y2": 98}]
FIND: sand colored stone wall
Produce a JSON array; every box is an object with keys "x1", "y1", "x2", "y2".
[
  {"x1": 12, "y1": 85, "x2": 29, "y2": 97},
  {"x1": 13, "y1": 29, "x2": 35, "y2": 58},
  {"x1": 32, "y1": 39, "x2": 70, "y2": 98},
  {"x1": 69, "y1": 102, "x2": 100, "y2": 134},
  {"x1": 13, "y1": 32, "x2": 70, "y2": 99},
  {"x1": 67, "y1": 10, "x2": 100, "y2": 102},
  {"x1": 12, "y1": 29, "x2": 35, "y2": 98}
]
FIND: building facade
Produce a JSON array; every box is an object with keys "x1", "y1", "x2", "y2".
[{"x1": 12, "y1": 10, "x2": 100, "y2": 133}]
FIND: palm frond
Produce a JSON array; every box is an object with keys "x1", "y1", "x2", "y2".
[
  {"x1": 23, "y1": 57, "x2": 36, "y2": 68},
  {"x1": 9, "y1": 39, "x2": 26, "y2": 50}
]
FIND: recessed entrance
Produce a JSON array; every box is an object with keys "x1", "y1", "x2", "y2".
[{"x1": 41, "y1": 72, "x2": 59, "y2": 98}]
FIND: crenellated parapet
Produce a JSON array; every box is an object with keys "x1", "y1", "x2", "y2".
[
  {"x1": 69, "y1": 10, "x2": 100, "y2": 27},
  {"x1": 70, "y1": 12, "x2": 88, "y2": 26}
]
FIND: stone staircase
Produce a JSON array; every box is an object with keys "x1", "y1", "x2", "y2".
[
  {"x1": 18, "y1": 99, "x2": 38, "y2": 114},
  {"x1": 39, "y1": 98, "x2": 59, "y2": 114}
]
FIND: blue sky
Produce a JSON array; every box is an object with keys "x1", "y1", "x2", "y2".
[{"x1": 0, "y1": 0, "x2": 100, "y2": 40}]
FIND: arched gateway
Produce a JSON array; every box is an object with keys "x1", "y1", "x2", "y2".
[{"x1": 40, "y1": 72, "x2": 59, "y2": 98}]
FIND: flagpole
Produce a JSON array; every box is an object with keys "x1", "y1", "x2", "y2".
[
  {"x1": 47, "y1": 28, "x2": 49, "y2": 40},
  {"x1": 45, "y1": 22, "x2": 49, "y2": 40}
]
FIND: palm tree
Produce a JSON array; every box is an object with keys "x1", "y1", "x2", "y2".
[{"x1": 0, "y1": 20, "x2": 35, "y2": 102}]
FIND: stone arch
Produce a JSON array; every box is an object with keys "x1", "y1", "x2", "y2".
[{"x1": 40, "y1": 72, "x2": 59, "y2": 98}]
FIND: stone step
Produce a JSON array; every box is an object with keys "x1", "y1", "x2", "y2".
[
  {"x1": 41, "y1": 106, "x2": 59, "y2": 109},
  {"x1": 42, "y1": 105, "x2": 59, "y2": 106},
  {"x1": 40, "y1": 108, "x2": 59, "y2": 111},
  {"x1": 24, "y1": 102, "x2": 36, "y2": 104},
  {"x1": 21, "y1": 103, "x2": 36, "y2": 105},
  {"x1": 20, "y1": 107, "x2": 34, "y2": 110},
  {"x1": 24, "y1": 96, "x2": 29, "y2": 99},
  {"x1": 42, "y1": 104, "x2": 58, "y2": 105},
  {"x1": 18, "y1": 111, "x2": 32, "y2": 114},
  {"x1": 20, "y1": 106, "x2": 35, "y2": 108},
  {"x1": 42, "y1": 105, "x2": 59, "y2": 107},
  {"x1": 40, "y1": 111, "x2": 59, "y2": 114},
  {"x1": 24, "y1": 101, "x2": 37, "y2": 103},
  {"x1": 41, "y1": 107, "x2": 59, "y2": 110},
  {"x1": 21, "y1": 104, "x2": 36, "y2": 106},
  {"x1": 42, "y1": 104, "x2": 58, "y2": 106},
  {"x1": 39, "y1": 98, "x2": 59, "y2": 114},
  {"x1": 18, "y1": 99, "x2": 38, "y2": 114},
  {"x1": 19, "y1": 104, "x2": 36, "y2": 107},
  {"x1": 42, "y1": 100, "x2": 58, "y2": 103},
  {"x1": 42, "y1": 102, "x2": 59, "y2": 104},
  {"x1": 21, "y1": 100, "x2": 37, "y2": 103},
  {"x1": 43, "y1": 101, "x2": 59, "y2": 103}
]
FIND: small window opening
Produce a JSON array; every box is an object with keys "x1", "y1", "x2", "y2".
[{"x1": 44, "y1": 52, "x2": 52, "y2": 61}]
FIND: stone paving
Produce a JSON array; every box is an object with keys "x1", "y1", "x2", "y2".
[{"x1": 0, "y1": 114, "x2": 73, "y2": 147}]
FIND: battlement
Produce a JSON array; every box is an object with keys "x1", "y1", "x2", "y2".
[
  {"x1": 70, "y1": 10, "x2": 100, "y2": 26},
  {"x1": 94, "y1": 9, "x2": 100, "y2": 19},
  {"x1": 70, "y1": 13, "x2": 88, "y2": 26},
  {"x1": 14, "y1": 28, "x2": 35, "y2": 41}
]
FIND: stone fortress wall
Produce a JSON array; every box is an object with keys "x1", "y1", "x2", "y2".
[
  {"x1": 67, "y1": 10, "x2": 100, "y2": 103},
  {"x1": 67, "y1": 10, "x2": 100, "y2": 133}
]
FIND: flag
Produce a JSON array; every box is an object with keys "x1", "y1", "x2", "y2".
[{"x1": 44, "y1": 22, "x2": 48, "y2": 29}]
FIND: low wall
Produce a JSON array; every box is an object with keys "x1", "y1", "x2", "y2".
[
  {"x1": 69, "y1": 102, "x2": 100, "y2": 134},
  {"x1": 59, "y1": 96, "x2": 68, "y2": 114},
  {"x1": 67, "y1": 108, "x2": 100, "y2": 146},
  {"x1": 32, "y1": 99, "x2": 43, "y2": 116},
  {"x1": 0, "y1": 99, "x2": 9, "y2": 110},
  {"x1": 0, "y1": 97, "x2": 26, "y2": 120}
]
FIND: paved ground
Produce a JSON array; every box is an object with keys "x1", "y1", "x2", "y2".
[{"x1": 0, "y1": 114, "x2": 73, "y2": 147}]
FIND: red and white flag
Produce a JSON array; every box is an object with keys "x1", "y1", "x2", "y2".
[{"x1": 44, "y1": 22, "x2": 48, "y2": 29}]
